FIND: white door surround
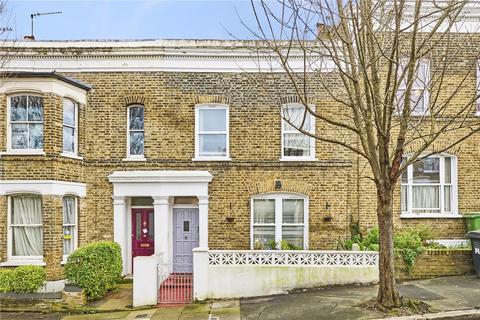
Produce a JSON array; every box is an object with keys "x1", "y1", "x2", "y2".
[{"x1": 108, "y1": 170, "x2": 212, "y2": 275}]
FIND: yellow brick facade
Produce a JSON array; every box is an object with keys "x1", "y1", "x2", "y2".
[{"x1": 0, "y1": 41, "x2": 478, "y2": 278}]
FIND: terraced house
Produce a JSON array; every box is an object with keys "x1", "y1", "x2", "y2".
[{"x1": 0, "y1": 32, "x2": 479, "y2": 302}]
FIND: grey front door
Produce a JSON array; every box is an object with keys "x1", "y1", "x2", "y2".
[{"x1": 173, "y1": 208, "x2": 199, "y2": 273}]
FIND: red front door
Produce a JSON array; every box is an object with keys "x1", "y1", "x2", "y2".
[{"x1": 132, "y1": 209, "x2": 155, "y2": 263}]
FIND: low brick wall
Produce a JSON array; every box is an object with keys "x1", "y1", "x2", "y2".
[{"x1": 395, "y1": 249, "x2": 474, "y2": 281}]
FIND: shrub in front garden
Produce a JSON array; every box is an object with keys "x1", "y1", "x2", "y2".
[
  {"x1": 64, "y1": 241, "x2": 122, "y2": 300},
  {"x1": 0, "y1": 266, "x2": 46, "y2": 293}
]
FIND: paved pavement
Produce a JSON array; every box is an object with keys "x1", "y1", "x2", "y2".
[
  {"x1": 1, "y1": 275, "x2": 479, "y2": 320},
  {"x1": 240, "y1": 275, "x2": 480, "y2": 320}
]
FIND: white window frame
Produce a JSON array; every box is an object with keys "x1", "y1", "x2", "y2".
[
  {"x1": 250, "y1": 193, "x2": 309, "y2": 249},
  {"x1": 62, "y1": 195, "x2": 78, "y2": 263},
  {"x1": 6, "y1": 94, "x2": 45, "y2": 155},
  {"x1": 126, "y1": 104, "x2": 146, "y2": 161},
  {"x1": 397, "y1": 59, "x2": 430, "y2": 116},
  {"x1": 280, "y1": 103, "x2": 316, "y2": 161},
  {"x1": 61, "y1": 98, "x2": 79, "y2": 158},
  {"x1": 193, "y1": 104, "x2": 230, "y2": 161},
  {"x1": 400, "y1": 154, "x2": 460, "y2": 218},
  {"x1": 6, "y1": 194, "x2": 45, "y2": 266}
]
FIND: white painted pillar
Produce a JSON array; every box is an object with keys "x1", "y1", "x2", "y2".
[
  {"x1": 153, "y1": 196, "x2": 169, "y2": 263},
  {"x1": 198, "y1": 196, "x2": 209, "y2": 249},
  {"x1": 113, "y1": 196, "x2": 127, "y2": 275},
  {"x1": 192, "y1": 248, "x2": 209, "y2": 300}
]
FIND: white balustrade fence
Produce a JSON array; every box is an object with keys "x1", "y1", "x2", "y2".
[{"x1": 193, "y1": 249, "x2": 379, "y2": 300}]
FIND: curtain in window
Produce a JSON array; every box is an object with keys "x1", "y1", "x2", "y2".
[
  {"x1": 63, "y1": 197, "x2": 76, "y2": 255},
  {"x1": 12, "y1": 196, "x2": 43, "y2": 256},
  {"x1": 282, "y1": 199, "x2": 304, "y2": 223},
  {"x1": 252, "y1": 199, "x2": 275, "y2": 248},
  {"x1": 253, "y1": 199, "x2": 275, "y2": 223},
  {"x1": 412, "y1": 185, "x2": 440, "y2": 213}
]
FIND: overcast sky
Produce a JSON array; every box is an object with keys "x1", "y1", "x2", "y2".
[{"x1": 5, "y1": 0, "x2": 263, "y2": 40}]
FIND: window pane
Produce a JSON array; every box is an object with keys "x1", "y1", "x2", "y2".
[
  {"x1": 63, "y1": 126, "x2": 75, "y2": 153},
  {"x1": 410, "y1": 89, "x2": 425, "y2": 114},
  {"x1": 283, "y1": 107, "x2": 311, "y2": 131},
  {"x1": 11, "y1": 196, "x2": 42, "y2": 224},
  {"x1": 253, "y1": 199, "x2": 275, "y2": 224},
  {"x1": 13, "y1": 227, "x2": 43, "y2": 256},
  {"x1": 401, "y1": 185, "x2": 408, "y2": 212},
  {"x1": 253, "y1": 226, "x2": 275, "y2": 249},
  {"x1": 444, "y1": 157, "x2": 451, "y2": 184},
  {"x1": 284, "y1": 133, "x2": 310, "y2": 157},
  {"x1": 63, "y1": 197, "x2": 76, "y2": 225},
  {"x1": 129, "y1": 132, "x2": 144, "y2": 155},
  {"x1": 199, "y1": 108, "x2": 226, "y2": 132},
  {"x1": 10, "y1": 96, "x2": 27, "y2": 121},
  {"x1": 129, "y1": 106, "x2": 144, "y2": 130},
  {"x1": 29, "y1": 124, "x2": 43, "y2": 149},
  {"x1": 11, "y1": 124, "x2": 28, "y2": 149},
  {"x1": 63, "y1": 226, "x2": 75, "y2": 255},
  {"x1": 28, "y1": 96, "x2": 43, "y2": 121},
  {"x1": 282, "y1": 199, "x2": 304, "y2": 223},
  {"x1": 11, "y1": 195, "x2": 43, "y2": 256},
  {"x1": 412, "y1": 185, "x2": 440, "y2": 213},
  {"x1": 444, "y1": 185, "x2": 451, "y2": 212},
  {"x1": 199, "y1": 134, "x2": 226, "y2": 155},
  {"x1": 282, "y1": 226, "x2": 304, "y2": 249},
  {"x1": 63, "y1": 99, "x2": 76, "y2": 126},
  {"x1": 413, "y1": 158, "x2": 439, "y2": 183}
]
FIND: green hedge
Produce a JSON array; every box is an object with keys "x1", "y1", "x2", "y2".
[
  {"x1": 0, "y1": 265, "x2": 46, "y2": 293},
  {"x1": 64, "y1": 241, "x2": 122, "y2": 300}
]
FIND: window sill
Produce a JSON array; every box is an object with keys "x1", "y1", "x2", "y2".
[
  {"x1": 0, "y1": 150, "x2": 46, "y2": 157},
  {"x1": 122, "y1": 157, "x2": 147, "y2": 162},
  {"x1": 280, "y1": 157, "x2": 318, "y2": 162},
  {"x1": 60, "y1": 153, "x2": 83, "y2": 160},
  {"x1": 400, "y1": 213, "x2": 463, "y2": 219},
  {"x1": 0, "y1": 259, "x2": 46, "y2": 267},
  {"x1": 192, "y1": 157, "x2": 232, "y2": 162}
]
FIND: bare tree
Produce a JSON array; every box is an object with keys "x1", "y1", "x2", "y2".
[
  {"x1": 244, "y1": 0, "x2": 480, "y2": 308},
  {"x1": 0, "y1": 1, "x2": 14, "y2": 82}
]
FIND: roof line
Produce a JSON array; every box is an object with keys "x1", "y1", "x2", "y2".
[{"x1": 2, "y1": 71, "x2": 92, "y2": 91}]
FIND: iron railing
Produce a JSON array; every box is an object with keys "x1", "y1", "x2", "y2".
[{"x1": 157, "y1": 263, "x2": 193, "y2": 304}]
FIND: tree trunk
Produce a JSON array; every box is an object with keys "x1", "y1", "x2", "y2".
[{"x1": 376, "y1": 189, "x2": 402, "y2": 308}]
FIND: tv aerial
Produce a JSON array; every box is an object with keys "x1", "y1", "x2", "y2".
[{"x1": 27, "y1": 11, "x2": 62, "y2": 40}]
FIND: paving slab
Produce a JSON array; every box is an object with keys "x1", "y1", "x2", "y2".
[
  {"x1": 151, "y1": 306, "x2": 185, "y2": 320},
  {"x1": 62, "y1": 311, "x2": 131, "y2": 320}
]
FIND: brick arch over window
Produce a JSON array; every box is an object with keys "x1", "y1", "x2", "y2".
[
  {"x1": 403, "y1": 143, "x2": 461, "y2": 157},
  {"x1": 123, "y1": 95, "x2": 146, "y2": 107},
  {"x1": 247, "y1": 178, "x2": 313, "y2": 197},
  {"x1": 194, "y1": 95, "x2": 229, "y2": 105},
  {"x1": 279, "y1": 95, "x2": 316, "y2": 106}
]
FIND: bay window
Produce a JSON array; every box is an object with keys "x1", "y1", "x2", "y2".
[
  {"x1": 9, "y1": 195, "x2": 43, "y2": 259},
  {"x1": 251, "y1": 193, "x2": 308, "y2": 249},
  {"x1": 194, "y1": 104, "x2": 229, "y2": 160},
  {"x1": 8, "y1": 95, "x2": 44, "y2": 151},
  {"x1": 281, "y1": 103, "x2": 315, "y2": 160},
  {"x1": 127, "y1": 105, "x2": 145, "y2": 158},
  {"x1": 401, "y1": 155, "x2": 457, "y2": 216},
  {"x1": 63, "y1": 98, "x2": 78, "y2": 155},
  {"x1": 397, "y1": 60, "x2": 430, "y2": 115},
  {"x1": 63, "y1": 196, "x2": 77, "y2": 257}
]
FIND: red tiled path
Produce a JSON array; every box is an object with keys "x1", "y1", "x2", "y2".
[{"x1": 158, "y1": 273, "x2": 193, "y2": 305}]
